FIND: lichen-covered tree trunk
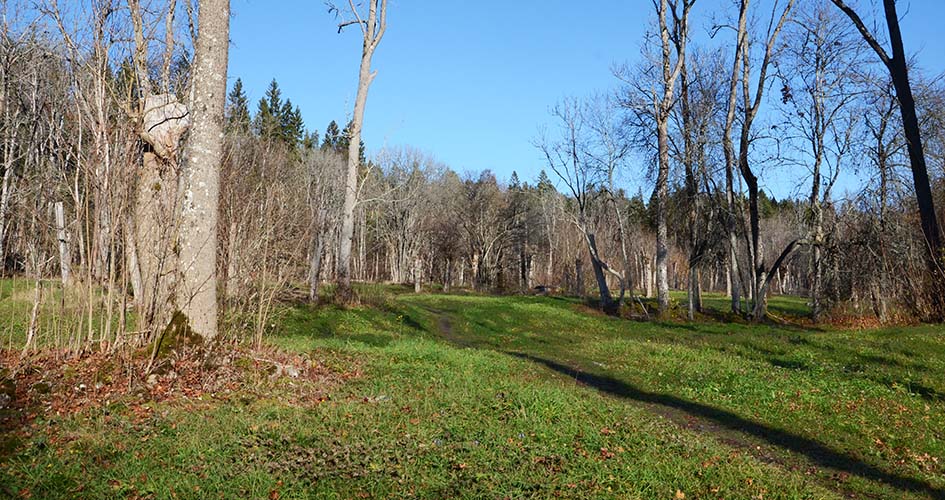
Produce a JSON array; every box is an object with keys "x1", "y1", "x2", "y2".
[{"x1": 178, "y1": 0, "x2": 229, "y2": 339}]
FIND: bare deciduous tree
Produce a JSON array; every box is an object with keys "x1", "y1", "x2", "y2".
[
  {"x1": 830, "y1": 0, "x2": 945, "y2": 318},
  {"x1": 178, "y1": 0, "x2": 230, "y2": 338},
  {"x1": 333, "y1": 0, "x2": 387, "y2": 303}
]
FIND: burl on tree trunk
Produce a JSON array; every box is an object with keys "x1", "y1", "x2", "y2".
[{"x1": 134, "y1": 94, "x2": 189, "y2": 335}]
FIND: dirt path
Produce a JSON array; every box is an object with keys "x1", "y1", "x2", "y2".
[{"x1": 421, "y1": 307, "x2": 475, "y2": 349}]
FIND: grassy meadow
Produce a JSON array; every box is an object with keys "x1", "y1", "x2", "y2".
[{"x1": 1, "y1": 287, "x2": 944, "y2": 499}]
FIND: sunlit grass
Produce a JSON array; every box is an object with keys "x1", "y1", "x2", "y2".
[{"x1": 2, "y1": 287, "x2": 943, "y2": 498}]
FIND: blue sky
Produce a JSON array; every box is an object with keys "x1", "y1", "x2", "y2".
[{"x1": 228, "y1": 0, "x2": 945, "y2": 197}]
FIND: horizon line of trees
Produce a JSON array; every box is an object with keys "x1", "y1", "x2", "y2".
[{"x1": 0, "y1": 0, "x2": 943, "y2": 359}]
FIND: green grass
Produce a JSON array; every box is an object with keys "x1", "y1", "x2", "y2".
[
  {"x1": 2, "y1": 290, "x2": 945, "y2": 498},
  {"x1": 0, "y1": 278, "x2": 133, "y2": 350}
]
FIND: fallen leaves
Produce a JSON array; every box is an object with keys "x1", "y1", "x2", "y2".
[{"x1": 0, "y1": 344, "x2": 357, "y2": 446}]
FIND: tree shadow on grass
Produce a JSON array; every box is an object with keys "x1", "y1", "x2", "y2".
[{"x1": 508, "y1": 351, "x2": 945, "y2": 500}]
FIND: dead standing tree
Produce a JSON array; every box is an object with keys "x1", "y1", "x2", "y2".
[{"x1": 332, "y1": 0, "x2": 387, "y2": 304}]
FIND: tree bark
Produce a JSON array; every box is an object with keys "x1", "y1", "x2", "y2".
[
  {"x1": 575, "y1": 258, "x2": 585, "y2": 297},
  {"x1": 308, "y1": 231, "x2": 325, "y2": 302},
  {"x1": 655, "y1": 122, "x2": 672, "y2": 314},
  {"x1": 585, "y1": 232, "x2": 614, "y2": 311},
  {"x1": 178, "y1": 0, "x2": 229, "y2": 339},
  {"x1": 54, "y1": 201, "x2": 71, "y2": 285},
  {"x1": 652, "y1": 0, "x2": 693, "y2": 315},
  {"x1": 337, "y1": 0, "x2": 387, "y2": 303}
]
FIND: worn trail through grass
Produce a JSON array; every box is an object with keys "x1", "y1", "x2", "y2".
[
  {"x1": 407, "y1": 293, "x2": 945, "y2": 499},
  {"x1": 2, "y1": 290, "x2": 945, "y2": 499}
]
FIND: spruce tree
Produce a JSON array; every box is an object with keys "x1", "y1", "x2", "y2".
[
  {"x1": 291, "y1": 106, "x2": 305, "y2": 145},
  {"x1": 535, "y1": 170, "x2": 553, "y2": 193},
  {"x1": 254, "y1": 79, "x2": 282, "y2": 141},
  {"x1": 226, "y1": 78, "x2": 251, "y2": 133},
  {"x1": 302, "y1": 130, "x2": 319, "y2": 150},
  {"x1": 341, "y1": 119, "x2": 366, "y2": 163},
  {"x1": 280, "y1": 99, "x2": 304, "y2": 146},
  {"x1": 509, "y1": 171, "x2": 521, "y2": 190},
  {"x1": 322, "y1": 120, "x2": 342, "y2": 152}
]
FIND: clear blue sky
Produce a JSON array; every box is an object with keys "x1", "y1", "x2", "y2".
[{"x1": 228, "y1": 0, "x2": 945, "y2": 196}]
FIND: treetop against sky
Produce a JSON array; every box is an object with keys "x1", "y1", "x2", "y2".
[{"x1": 227, "y1": 0, "x2": 943, "y2": 198}]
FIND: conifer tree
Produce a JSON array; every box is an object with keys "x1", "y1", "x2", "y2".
[
  {"x1": 536, "y1": 170, "x2": 553, "y2": 193},
  {"x1": 280, "y1": 99, "x2": 304, "y2": 146},
  {"x1": 509, "y1": 171, "x2": 521, "y2": 190},
  {"x1": 341, "y1": 119, "x2": 366, "y2": 163},
  {"x1": 226, "y1": 78, "x2": 251, "y2": 133},
  {"x1": 255, "y1": 78, "x2": 282, "y2": 141},
  {"x1": 322, "y1": 120, "x2": 342, "y2": 152},
  {"x1": 302, "y1": 130, "x2": 319, "y2": 150}
]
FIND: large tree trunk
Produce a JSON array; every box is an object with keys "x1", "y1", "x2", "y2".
[
  {"x1": 880, "y1": 4, "x2": 944, "y2": 307},
  {"x1": 722, "y1": 0, "x2": 747, "y2": 315},
  {"x1": 0, "y1": 124, "x2": 17, "y2": 268},
  {"x1": 752, "y1": 240, "x2": 802, "y2": 319},
  {"x1": 586, "y1": 232, "x2": 614, "y2": 310},
  {"x1": 177, "y1": 0, "x2": 229, "y2": 339},
  {"x1": 810, "y1": 200, "x2": 825, "y2": 322},
  {"x1": 337, "y1": 1, "x2": 387, "y2": 303},
  {"x1": 741, "y1": 150, "x2": 768, "y2": 320},
  {"x1": 654, "y1": 128, "x2": 671, "y2": 314},
  {"x1": 135, "y1": 147, "x2": 181, "y2": 333}
]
